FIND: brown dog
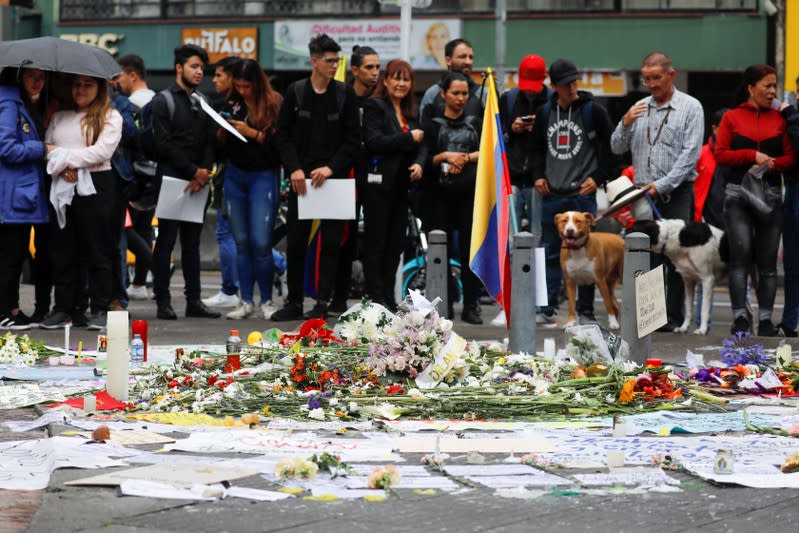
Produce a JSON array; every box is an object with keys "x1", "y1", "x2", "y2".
[{"x1": 554, "y1": 211, "x2": 624, "y2": 329}]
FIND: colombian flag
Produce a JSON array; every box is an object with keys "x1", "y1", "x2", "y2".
[
  {"x1": 469, "y1": 68, "x2": 512, "y2": 322},
  {"x1": 304, "y1": 55, "x2": 348, "y2": 298}
]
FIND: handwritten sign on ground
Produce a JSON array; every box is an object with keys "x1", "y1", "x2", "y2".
[
  {"x1": 0, "y1": 436, "x2": 133, "y2": 490},
  {"x1": 66, "y1": 462, "x2": 257, "y2": 487},
  {"x1": 635, "y1": 265, "x2": 667, "y2": 338},
  {"x1": 573, "y1": 469, "x2": 679, "y2": 487},
  {"x1": 466, "y1": 474, "x2": 572, "y2": 488},
  {"x1": 415, "y1": 334, "x2": 466, "y2": 389},
  {"x1": 396, "y1": 436, "x2": 555, "y2": 454},
  {"x1": 0, "y1": 384, "x2": 66, "y2": 409},
  {"x1": 682, "y1": 461, "x2": 799, "y2": 488},
  {"x1": 73, "y1": 429, "x2": 176, "y2": 446},
  {"x1": 164, "y1": 431, "x2": 397, "y2": 461}
]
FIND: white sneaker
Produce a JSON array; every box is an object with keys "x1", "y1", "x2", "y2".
[
  {"x1": 227, "y1": 302, "x2": 254, "y2": 320},
  {"x1": 490, "y1": 310, "x2": 507, "y2": 327},
  {"x1": 127, "y1": 285, "x2": 149, "y2": 300},
  {"x1": 261, "y1": 301, "x2": 279, "y2": 320},
  {"x1": 202, "y1": 291, "x2": 240, "y2": 307}
]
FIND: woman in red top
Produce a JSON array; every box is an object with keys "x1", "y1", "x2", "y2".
[{"x1": 715, "y1": 64, "x2": 796, "y2": 336}]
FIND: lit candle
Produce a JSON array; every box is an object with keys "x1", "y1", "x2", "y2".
[
  {"x1": 106, "y1": 311, "x2": 130, "y2": 401},
  {"x1": 83, "y1": 395, "x2": 96, "y2": 413}
]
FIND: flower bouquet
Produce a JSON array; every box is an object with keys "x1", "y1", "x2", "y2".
[{"x1": 0, "y1": 332, "x2": 40, "y2": 366}]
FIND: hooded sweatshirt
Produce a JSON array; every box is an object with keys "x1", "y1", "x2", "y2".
[{"x1": 532, "y1": 90, "x2": 613, "y2": 193}]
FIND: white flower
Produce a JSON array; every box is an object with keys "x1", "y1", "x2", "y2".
[
  {"x1": 329, "y1": 398, "x2": 339, "y2": 406},
  {"x1": 407, "y1": 388, "x2": 427, "y2": 400},
  {"x1": 308, "y1": 408, "x2": 326, "y2": 420},
  {"x1": 439, "y1": 319, "x2": 453, "y2": 332},
  {"x1": 348, "y1": 401, "x2": 360, "y2": 413}
]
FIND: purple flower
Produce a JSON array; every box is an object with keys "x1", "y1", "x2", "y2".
[
  {"x1": 308, "y1": 394, "x2": 321, "y2": 410},
  {"x1": 720, "y1": 332, "x2": 766, "y2": 366}
]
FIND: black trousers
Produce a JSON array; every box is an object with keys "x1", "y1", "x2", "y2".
[
  {"x1": 286, "y1": 190, "x2": 344, "y2": 304},
  {"x1": 50, "y1": 171, "x2": 117, "y2": 314},
  {"x1": 363, "y1": 184, "x2": 408, "y2": 306},
  {"x1": 32, "y1": 221, "x2": 52, "y2": 314},
  {"x1": 653, "y1": 181, "x2": 694, "y2": 325},
  {"x1": 430, "y1": 185, "x2": 481, "y2": 308},
  {"x1": 0, "y1": 223, "x2": 32, "y2": 315},
  {"x1": 130, "y1": 208, "x2": 154, "y2": 286},
  {"x1": 111, "y1": 175, "x2": 137, "y2": 302},
  {"x1": 152, "y1": 218, "x2": 203, "y2": 305}
]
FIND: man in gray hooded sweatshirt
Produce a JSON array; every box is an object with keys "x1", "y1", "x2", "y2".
[{"x1": 531, "y1": 58, "x2": 615, "y2": 326}]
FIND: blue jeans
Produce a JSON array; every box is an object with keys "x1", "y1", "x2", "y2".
[
  {"x1": 224, "y1": 164, "x2": 278, "y2": 304},
  {"x1": 782, "y1": 183, "x2": 799, "y2": 328},
  {"x1": 215, "y1": 208, "x2": 238, "y2": 296},
  {"x1": 540, "y1": 194, "x2": 597, "y2": 315}
]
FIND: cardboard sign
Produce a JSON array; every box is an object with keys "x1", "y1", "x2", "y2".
[
  {"x1": 65, "y1": 463, "x2": 257, "y2": 487},
  {"x1": 635, "y1": 265, "x2": 667, "y2": 338}
]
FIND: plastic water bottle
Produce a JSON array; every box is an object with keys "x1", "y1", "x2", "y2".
[
  {"x1": 225, "y1": 329, "x2": 242, "y2": 373},
  {"x1": 130, "y1": 334, "x2": 144, "y2": 365}
]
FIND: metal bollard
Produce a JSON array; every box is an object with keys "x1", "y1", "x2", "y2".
[
  {"x1": 426, "y1": 230, "x2": 448, "y2": 315},
  {"x1": 621, "y1": 232, "x2": 651, "y2": 364},
  {"x1": 509, "y1": 232, "x2": 536, "y2": 354}
]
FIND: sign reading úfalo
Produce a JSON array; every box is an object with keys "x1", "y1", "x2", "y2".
[{"x1": 182, "y1": 28, "x2": 258, "y2": 64}]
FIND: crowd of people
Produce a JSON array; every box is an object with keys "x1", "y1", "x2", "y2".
[{"x1": 1, "y1": 33, "x2": 798, "y2": 337}]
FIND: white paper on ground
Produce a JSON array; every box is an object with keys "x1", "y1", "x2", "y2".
[
  {"x1": 396, "y1": 436, "x2": 555, "y2": 454},
  {"x1": 155, "y1": 176, "x2": 210, "y2": 224},
  {"x1": 226, "y1": 486, "x2": 293, "y2": 501},
  {"x1": 0, "y1": 436, "x2": 134, "y2": 491},
  {"x1": 0, "y1": 384, "x2": 66, "y2": 409},
  {"x1": 346, "y1": 476, "x2": 459, "y2": 490},
  {"x1": 119, "y1": 479, "x2": 217, "y2": 500},
  {"x1": 535, "y1": 247, "x2": 548, "y2": 307},
  {"x1": 73, "y1": 429, "x2": 176, "y2": 446},
  {"x1": 126, "y1": 452, "x2": 232, "y2": 466},
  {"x1": 682, "y1": 461, "x2": 799, "y2": 488},
  {"x1": 4, "y1": 411, "x2": 69, "y2": 432},
  {"x1": 573, "y1": 469, "x2": 679, "y2": 487},
  {"x1": 164, "y1": 430, "x2": 398, "y2": 461},
  {"x1": 443, "y1": 464, "x2": 538, "y2": 477},
  {"x1": 465, "y1": 473, "x2": 572, "y2": 488},
  {"x1": 65, "y1": 462, "x2": 258, "y2": 487},
  {"x1": 348, "y1": 464, "x2": 429, "y2": 477},
  {"x1": 297, "y1": 179, "x2": 355, "y2": 220},
  {"x1": 310, "y1": 485, "x2": 387, "y2": 499},
  {"x1": 1, "y1": 365, "x2": 97, "y2": 381}
]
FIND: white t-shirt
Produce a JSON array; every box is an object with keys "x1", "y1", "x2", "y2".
[{"x1": 129, "y1": 88, "x2": 156, "y2": 108}]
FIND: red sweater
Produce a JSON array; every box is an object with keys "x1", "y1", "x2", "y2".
[{"x1": 714, "y1": 102, "x2": 795, "y2": 183}]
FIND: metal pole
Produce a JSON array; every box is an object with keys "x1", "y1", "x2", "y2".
[
  {"x1": 494, "y1": 0, "x2": 507, "y2": 93},
  {"x1": 621, "y1": 232, "x2": 651, "y2": 364},
  {"x1": 509, "y1": 231, "x2": 536, "y2": 354},
  {"x1": 426, "y1": 230, "x2": 448, "y2": 316},
  {"x1": 400, "y1": 0, "x2": 412, "y2": 61}
]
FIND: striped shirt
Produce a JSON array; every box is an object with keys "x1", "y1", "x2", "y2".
[{"x1": 610, "y1": 88, "x2": 704, "y2": 195}]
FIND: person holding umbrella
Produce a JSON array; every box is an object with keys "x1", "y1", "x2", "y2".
[
  {"x1": 0, "y1": 67, "x2": 49, "y2": 330},
  {"x1": 39, "y1": 74, "x2": 123, "y2": 330}
]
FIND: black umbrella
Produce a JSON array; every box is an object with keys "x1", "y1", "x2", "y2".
[{"x1": 0, "y1": 36, "x2": 121, "y2": 79}]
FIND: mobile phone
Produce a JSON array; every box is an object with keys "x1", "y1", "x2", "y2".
[
  {"x1": 220, "y1": 111, "x2": 232, "y2": 118},
  {"x1": 521, "y1": 115, "x2": 535, "y2": 123}
]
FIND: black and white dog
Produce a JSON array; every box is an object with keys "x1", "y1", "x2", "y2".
[{"x1": 630, "y1": 219, "x2": 728, "y2": 335}]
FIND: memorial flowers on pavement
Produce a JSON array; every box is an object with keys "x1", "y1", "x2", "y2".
[{"x1": 0, "y1": 332, "x2": 41, "y2": 366}]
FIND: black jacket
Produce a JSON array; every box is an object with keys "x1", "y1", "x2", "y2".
[
  {"x1": 500, "y1": 87, "x2": 551, "y2": 187},
  {"x1": 275, "y1": 78, "x2": 360, "y2": 179},
  {"x1": 152, "y1": 85, "x2": 215, "y2": 180},
  {"x1": 362, "y1": 98, "x2": 428, "y2": 190}
]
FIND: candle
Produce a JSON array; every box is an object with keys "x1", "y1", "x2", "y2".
[
  {"x1": 106, "y1": 311, "x2": 130, "y2": 401},
  {"x1": 83, "y1": 395, "x2": 96, "y2": 413},
  {"x1": 543, "y1": 338, "x2": 556, "y2": 360},
  {"x1": 776, "y1": 343, "x2": 792, "y2": 370},
  {"x1": 607, "y1": 450, "x2": 625, "y2": 468},
  {"x1": 64, "y1": 324, "x2": 71, "y2": 355}
]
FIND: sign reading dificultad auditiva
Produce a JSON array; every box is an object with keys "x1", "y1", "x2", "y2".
[{"x1": 635, "y1": 265, "x2": 667, "y2": 338}]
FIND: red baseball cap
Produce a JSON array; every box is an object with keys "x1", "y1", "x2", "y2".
[{"x1": 518, "y1": 54, "x2": 547, "y2": 92}]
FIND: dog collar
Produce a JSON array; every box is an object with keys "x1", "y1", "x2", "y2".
[{"x1": 562, "y1": 235, "x2": 589, "y2": 250}]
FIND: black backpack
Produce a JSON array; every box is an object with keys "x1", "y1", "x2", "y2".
[
  {"x1": 433, "y1": 115, "x2": 480, "y2": 189},
  {"x1": 137, "y1": 89, "x2": 175, "y2": 163}
]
